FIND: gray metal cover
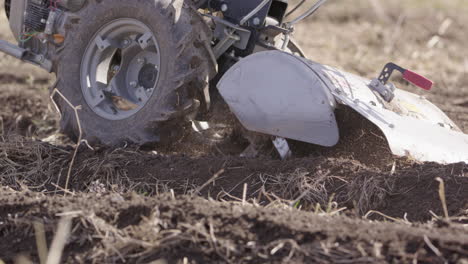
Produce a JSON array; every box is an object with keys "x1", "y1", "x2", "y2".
[
  {"x1": 217, "y1": 51, "x2": 339, "y2": 147},
  {"x1": 218, "y1": 50, "x2": 468, "y2": 164},
  {"x1": 304, "y1": 60, "x2": 468, "y2": 164}
]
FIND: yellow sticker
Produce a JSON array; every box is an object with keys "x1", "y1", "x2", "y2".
[{"x1": 400, "y1": 100, "x2": 422, "y2": 114}]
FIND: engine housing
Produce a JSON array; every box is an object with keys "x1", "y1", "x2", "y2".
[{"x1": 24, "y1": 0, "x2": 51, "y2": 32}]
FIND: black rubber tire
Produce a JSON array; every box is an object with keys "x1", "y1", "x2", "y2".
[{"x1": 52, "y1": 0, "x2": 215, "y2": 145}]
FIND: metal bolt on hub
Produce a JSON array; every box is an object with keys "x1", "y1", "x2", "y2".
[{"x1": 80, "y1": 19, "x2": 161, "y2": 120}]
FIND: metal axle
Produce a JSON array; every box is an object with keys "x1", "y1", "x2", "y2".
[
  {"x1": 0, "y1": 39, "x2": 26, "y2": 59},
  {"x1": 0, "y1": 40, "x2": 52, "y2": 72}
]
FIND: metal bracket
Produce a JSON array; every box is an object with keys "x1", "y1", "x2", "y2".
[
  {"x1": 239, "y1": 0, "x2": 271, "y2": 25},
  {"x1": 219, "y1": 0, "x2": 272, "y2": 27},
  {"x1": 369, "y1": 78, "x2": 395, "y2": 102},
  {"x1": 0, "y1": 40, "x2": 53, "y2": 72},
  {"x1": 207, "y1": 15, "x2": 252, "y2": 58},
  {"x1": 44, "y1": 10, "x2": 59, "y2": 35},
  {"x1": 207, "y1": 14, "x2": 252, "y2": 52},
  {"x1": 213, "y1": 29, "x2": 241, "y2": 59},
  {"x1": 272, "y1": 137, "x2": 292, "y2": 160}
]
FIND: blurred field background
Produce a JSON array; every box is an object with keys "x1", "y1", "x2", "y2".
[{"x1": 294, "y1": 0, "x2": 468, "y2": 128}]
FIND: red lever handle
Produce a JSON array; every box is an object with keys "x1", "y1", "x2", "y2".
[{"x1": 402, "y1": 70, "x2": 433, "y2": 90}]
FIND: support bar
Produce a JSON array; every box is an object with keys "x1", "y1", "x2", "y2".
[
  {"x1": 0, "y1": 39, "x2": 27, "y2": 59},
  {"x1": 0, "y1": 39, "x2": 53, "y2": 72}
]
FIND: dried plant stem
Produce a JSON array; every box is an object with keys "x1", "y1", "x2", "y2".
[
  {"x1": 46, "y1": 217, "x2": 72, "y2": 264},
  {"x1": 50, "y1": 88, "x2": 83, "y2": 191},
  {"x1": 242, "y1": 183, "x2": 248, "y2": 206},
  {"x1": 193, "y1": 169, "x2": 225, "y2": 196},
  {"x1": 33, "y1": 221, "x2": 48, "y2": 264},
  {"x1": 423, "y1": 235, "x2": 442, "y2": 257},
  {"x1": 364, "y1": 210, "x2": 406, "y2": 223},
  {"x1": 0, "y1": 116, "x2": 4, "y2": 138},
  {"x1": 435, "y1": 177, "x2": 449, "y2": 219}
]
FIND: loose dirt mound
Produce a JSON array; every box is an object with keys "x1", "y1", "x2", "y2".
[
  {"x1": 290, "y1": 106, "x2": 394, "y2": 168},
  {"x1": 1, "y1": 138, "x2": 466, "y2": 221},
  {"x1": 1, "y1": 189, "x2": 467, "y2": 263}
]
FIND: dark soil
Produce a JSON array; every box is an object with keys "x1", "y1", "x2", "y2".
[
  {"x1": 1, "y1": 188, "x2": 467, "y2": 263},
  {"x1": 289, "y1": 106, "x2": 394, "y2": 169},
  {"x1": 1, "y1": 138, "x2": 466, "y2": 222},
  {"x1": 0, "y1": 79, "x2": 57, "y2": 138}
]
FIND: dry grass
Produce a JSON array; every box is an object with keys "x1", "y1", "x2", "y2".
[
  {"x1": 0, "y1": 136, "x2": 70, "y2": 190},
  {"x1": 263, "y1": 164, "x2": 395, "y2": 214},
  {"x1": 295, "y1": 0, "x2": 468, "y2": 117},
  {"x1": 1, "y1": 135, "x2": 465, "y2": 223},
  {"x1": 0, "y1": 136, "x2": 143, "y2": 194},
  {"x1": 1, "y1": 188, "x2": 467, "y2": 263}
]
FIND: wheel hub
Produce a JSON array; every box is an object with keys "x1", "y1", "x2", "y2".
[
  {"x1": 80, "y1": 18, "x2": 161, "y2": 121},
  {"x1": 138, "y1": 63, "x2": 158, "y2": 89}
]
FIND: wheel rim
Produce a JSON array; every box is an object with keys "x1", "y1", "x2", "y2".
[{"x1": 81, "y1": 18, "x2": 161, "y2": 120}]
